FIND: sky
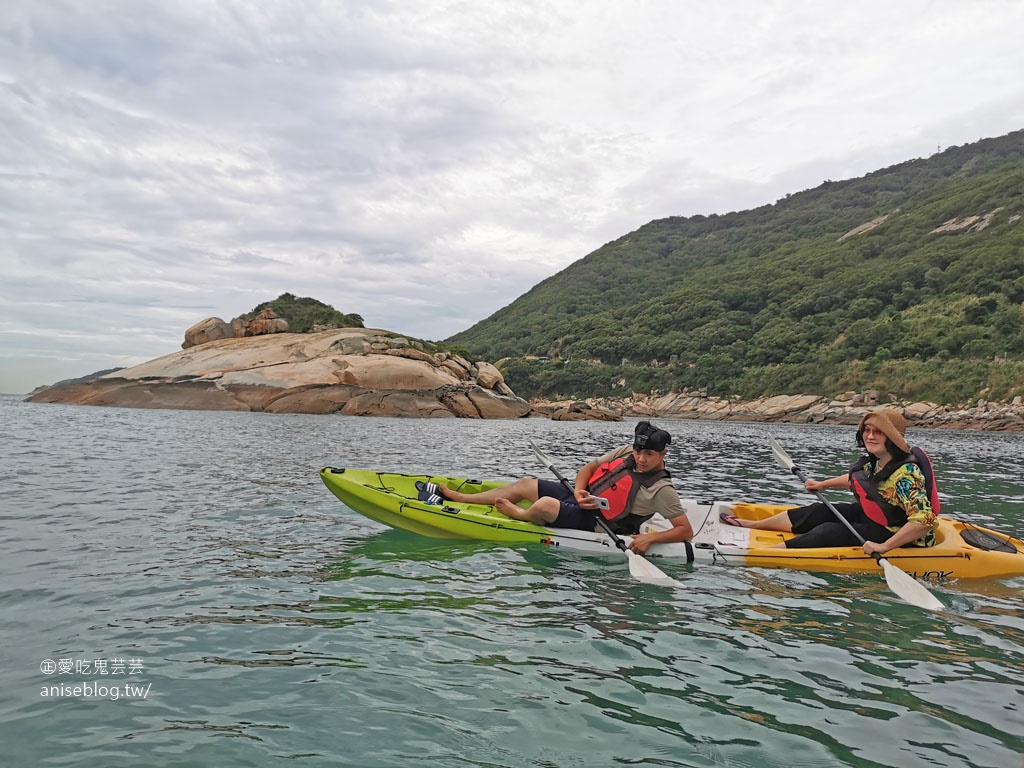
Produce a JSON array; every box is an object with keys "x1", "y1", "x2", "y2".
[{"x1": 2, "y1": 1, "x2": 1023, "y2": 394}]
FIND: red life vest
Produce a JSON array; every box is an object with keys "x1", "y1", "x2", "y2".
[
  {"x1": 585, "y1": 455, "x2": 670, "y2": 527},
  {"x1": 849, "y1": 447, "x2": 939, "y2": 527}
]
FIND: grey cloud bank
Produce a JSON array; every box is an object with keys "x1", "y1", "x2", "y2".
[{"x1": 2, "y1": 0, "x2": 1023, "y2": 393}]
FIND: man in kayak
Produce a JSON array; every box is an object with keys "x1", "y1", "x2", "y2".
[
  {"x1": 721, "y1": 409, "x2": 938, "y2": 553},
  {"x1": 432, "y1": 421, "x2": 693, "y2": 552}
]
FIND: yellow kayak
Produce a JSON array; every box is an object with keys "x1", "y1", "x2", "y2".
[{"x1": 320, "y1": 467, "x2": 1024, "y2": 582}]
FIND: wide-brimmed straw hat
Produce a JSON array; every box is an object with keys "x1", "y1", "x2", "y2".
[{"x1": 857, "y1": 409, "x2": 910, "y2": 453}]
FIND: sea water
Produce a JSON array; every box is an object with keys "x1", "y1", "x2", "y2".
[{"x1": 1, "y1": 395, "x2": 1021, "y2": 767}]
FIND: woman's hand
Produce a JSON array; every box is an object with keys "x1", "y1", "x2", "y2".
[
  {"x1": 865, "y1": 522, "x2": 930, "y2": 555},
  {"x1": 862, "y1": 540, "x2": 889, "y2": 555},
  {"x1": 805, "y1": 473, "x2": 850, "y2": 493}
]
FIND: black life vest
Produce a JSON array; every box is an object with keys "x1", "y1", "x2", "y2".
[
  {"x1": 586, "y1": 455, "x2": 670, "y2": 532},
  {"x1": 849, "y1": 447, "x2": 940, "y2": 527}
]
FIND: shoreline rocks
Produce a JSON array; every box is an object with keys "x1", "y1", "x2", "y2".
[{"x1": 530, "y1": 391, "x2": 1024, "y2": 432}]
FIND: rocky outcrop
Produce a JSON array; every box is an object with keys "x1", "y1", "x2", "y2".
[
  {"x1": 246, "y1": 308, "x2": 289, "y2": 337},
  {"x1": 28, "y1": 328, "x2": 531, "y2": 419},
  {"x1": 183, "y1": 317, "x2": 233, "y2": 348},
  {"x1": 929, "y1": 208, "x2": 1004, "y2": 234},
  {"x1": 529, "y1": 400, "x2": 622, "y2": 422},
  {"x1": 837, "y1": 205, "x2": 1017, "y2": 242},
  {"x1": 530, "y1": 390, "x2": 1024, "y2": 431},
  {"x1": 183, "y1": 309, "x2": 289, "y2": 349},
  {"x1": 837, "y1": 212, "x2": 893, "y2": 241}
]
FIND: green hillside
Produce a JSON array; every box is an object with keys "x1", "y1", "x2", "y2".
[{"x1": 448, "y1": 131, "x2": 1024, "y2": 404}]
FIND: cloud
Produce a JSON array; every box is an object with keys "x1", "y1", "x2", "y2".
[{"x1": 1, "y1": 0, "x2": 1022, "y2": 392}]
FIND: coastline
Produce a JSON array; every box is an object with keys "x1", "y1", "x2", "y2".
[
  {"x1": 13, "y1": 384, "x2": 1024, "y2": 432},
  {"x1": 529, "y1": 390, "x2": 1024, "y2": 432}
]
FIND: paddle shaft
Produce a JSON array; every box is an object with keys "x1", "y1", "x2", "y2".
[
  {"x1": 545, "y1": 463, "x2": 629, "y2": 553},
  {"x1": 788, "y1": 466, "x2": 885, "y2": 565}
]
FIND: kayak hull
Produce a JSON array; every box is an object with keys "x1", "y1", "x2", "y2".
[{"x1": 319, "y1": 467, "x2": 1024, "y2": 581}]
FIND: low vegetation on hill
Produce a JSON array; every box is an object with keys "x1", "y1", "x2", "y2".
[
  {"x1": 243, "y1": 293, "x2": 365, "y2": 334},
  {"x1": 449, "y1": 131, "x2": 1024, "y2": 404}
]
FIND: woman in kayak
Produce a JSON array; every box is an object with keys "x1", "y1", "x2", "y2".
[
  {"x1": 721, "y1": 409, "x2": 938, "y2": 553},
  {"x1": 428, "y1": 421, "x2": 693, "y2": 552}
]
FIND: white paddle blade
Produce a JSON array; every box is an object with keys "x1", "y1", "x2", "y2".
[
  {"x1": 769, "y1": 435, "x2": 795, "y2": 471},
  {"x1": 627, "y1": 551, "x2": 685, "y2": 588},
  {"x1": 880, "y1": 559, "x2": 944, "y2": 612}
]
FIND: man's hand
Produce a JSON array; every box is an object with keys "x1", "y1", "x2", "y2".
[
  {"x1": 629, "y1": 533, "x2": 656, "y2": 554},
  {"x1": 575, "y1": 490, "x2": 602, "y2": 509}
]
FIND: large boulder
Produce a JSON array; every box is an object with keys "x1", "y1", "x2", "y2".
[
  {"x1": 247, "y1": 308, "x2": 289, "y2": 336},
  {"x1": 474, "y1": 361, "x2": 504, "y2": 389},
  {"x1": 182, "y1": 317, "x2": 233, "y2": 349},
  {"x1": 226, "y1": 308, "x2": 290, "y2": 338}
]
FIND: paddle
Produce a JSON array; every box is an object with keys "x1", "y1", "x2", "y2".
[
  {"x1": 529, "y1": 441, "x2": 683, "y2": 587},
  {"x1": 768, "y1": 435, "x2": 943, "y2": 612}
]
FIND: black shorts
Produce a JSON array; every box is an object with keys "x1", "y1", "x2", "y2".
[
  {"x1": 784, "y1": 501, "x2": 892, "y2": 549},
  {"x1": 537, "y1": 479, "x2": 598, "y2": 531}
]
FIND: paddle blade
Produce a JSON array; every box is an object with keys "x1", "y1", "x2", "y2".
[
  {"x1": 626, "y1": 550, "x2": 685, "y2": 588},
  {"x1": 769, "y1": 435, "x2": 795, "y2": 471},
  {"x1": 879, "y1": 558, "x2": 944, "y2": 612}
]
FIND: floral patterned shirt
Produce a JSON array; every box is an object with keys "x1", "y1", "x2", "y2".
[{"x1": 865, "y1": 459, "x2": 937, "y2": 545}]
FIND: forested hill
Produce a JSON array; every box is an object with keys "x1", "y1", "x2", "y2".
[{"x1": 447, "y1": 130, "x2": 1024, "y2": 404}]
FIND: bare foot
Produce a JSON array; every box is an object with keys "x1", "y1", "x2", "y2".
[{"x1": 494, "y1": 498, "x2": 525, "y2": 520}]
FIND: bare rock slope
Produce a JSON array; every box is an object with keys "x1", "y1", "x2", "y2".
[{"x1": 27, "y1": 329, "x2": 531, "y2": 419}]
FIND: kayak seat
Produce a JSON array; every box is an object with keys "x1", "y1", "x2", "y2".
[{"x1": 960, "y1": 526, "x2": 1019, "y2": 553}]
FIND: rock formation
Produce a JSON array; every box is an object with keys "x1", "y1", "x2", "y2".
[
  {"x1": 182, "y1": 317, "x2": 233, "y2": 348},
  {"x1": 529, "y1": 400, "x2": 623, "y2": 422},
  {"x1": 29, "y1": 328, "x2": 531, "y2": 419},
  {"x1": 929, "y1": 208, "x2": 1004, "y2": 234},
  {"x1": 246, "y1": 308, "x2": 290, "y2": 337},
  {"x1": 837, "y1": 212, "x2": 893, "y2": 241},
  {"x1": 182, "y1": 309, "x2": 289, "y2": 349},
  {"x1": 531, "y1": 390, "x2": 1024, "y2": 431}
]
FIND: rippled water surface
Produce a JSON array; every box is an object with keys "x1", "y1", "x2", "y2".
[{"x1": 1, "y1": 396, "x2": 1022, "y2": 767}]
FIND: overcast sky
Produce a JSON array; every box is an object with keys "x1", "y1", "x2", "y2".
[{"x1": 2, "y1": 1, "x2": 1022, "y2": 393}]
